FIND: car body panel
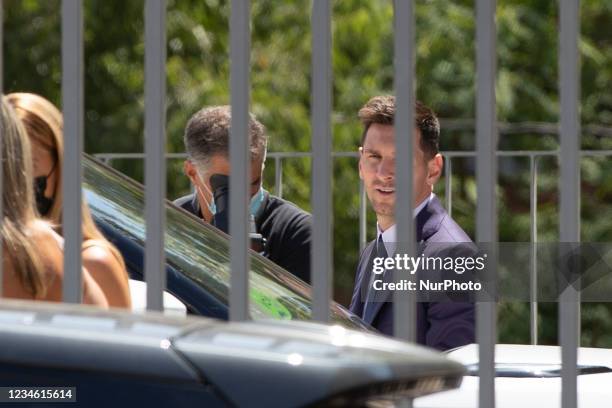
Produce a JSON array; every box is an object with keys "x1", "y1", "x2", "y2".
[
  {"x1": 0, "y1": 300, "x2": 202, "y2": 382},
  {"x1": 415, "y1": 344, "x2": 612, "y2": 408},
  {"x1": 176, "y1": 321, "x2": 465, "y2": 407},
  {"x1": 0, "y1": 300, "x2": 464, "y2": 407}
]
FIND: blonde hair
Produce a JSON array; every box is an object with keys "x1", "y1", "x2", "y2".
[
  {"x1": 7, "y1": 92, "x2": 63, "y2": 221},
  {"x1": 1, "y1": 96, "x2": 46, "y2": 296},
  {"x1": 6, "y1": 92, "x2": 125, "y2": 268}
]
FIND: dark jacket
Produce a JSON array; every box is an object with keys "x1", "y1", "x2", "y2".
[
  {"x1": 349, "y1": 196, "x2": 476, "y2": 350},
  {"x1": 174, "y1": 191, "x2": 312, "y2": 283}
]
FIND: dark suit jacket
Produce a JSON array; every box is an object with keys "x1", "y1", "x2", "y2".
[
  {"x1": 349, "y1": 196, "x2": 475, "y2": 350},
  {"x1": 174, "y1": 191, "x2": 312, "y2": 283}
]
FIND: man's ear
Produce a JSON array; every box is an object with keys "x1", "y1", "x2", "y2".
[{"x1": 427, "y1": 153, "x2": 444, "y2": 185}]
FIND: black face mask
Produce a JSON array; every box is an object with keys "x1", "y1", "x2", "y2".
[{"x1": 34, "y1": 164, "x2": 56, "y2": 217}]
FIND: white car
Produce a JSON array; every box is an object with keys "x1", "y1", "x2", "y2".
[{"x1": 416, "y1": 344, "x2": 612, "y2": 408}]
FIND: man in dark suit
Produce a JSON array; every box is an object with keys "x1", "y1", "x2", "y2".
[{"x1": 349, "y1": 95, "x2": 475, "y2": 350}]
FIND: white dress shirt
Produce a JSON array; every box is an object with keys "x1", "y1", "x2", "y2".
[{"x1": 375, "y1": 192, "x2": 434, "y2": 257}]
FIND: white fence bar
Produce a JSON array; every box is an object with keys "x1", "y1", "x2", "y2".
[
  {"x1": 144, "y1": 0, "x2": 167, "y2": 311},
  {"x1": 311, "y1": 0, "x2": 333, "y2": 323},
  {"x1": 359, "y1": 180, "x2": 367, "y2": 252},
  {"x1": 229, "y1": 0, "x2": 250, "y2": 322},
  {"x1": 61, "y1": 0, "x2": 84, "y2": 303},
  {"x1": 393, "y1": 0, "x2": 416, "y2": 343},
  {"x1": 530, "y1": 156, "x2": 538, "y2": 345},
  {"x1": 476, "y1": 0, "x2": 498, "y2": 406},
  {"x1": 275, "y1": 156, "x2": 283, "y2": 197},
  {"x1": 93, "y1": 149, "x2": 612, "y2": 164},
  {"x1": 559, "y1": 0, "x2": 580, "y2": 407}
]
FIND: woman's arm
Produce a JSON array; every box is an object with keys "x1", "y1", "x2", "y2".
[
  {"x1": 81, "y1": 267, "x2": 109, "y2": 308},
  {"x1": 30, "y1": 221, "x2": 108, "y2": 308},
  {"x1": 83, "y1": 245, "x2": 131, "y2": 309}
]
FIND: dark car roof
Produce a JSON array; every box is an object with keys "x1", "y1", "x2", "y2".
[
  {"x1": 0, "y1": 300, "x2": 464, "y2": 406},
  {"x1": 0, "y1": 300, "x2": 205, "y2": 383}
]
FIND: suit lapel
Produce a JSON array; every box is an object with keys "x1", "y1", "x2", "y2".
[
  {"x1": 363, "y1": 196, "x2": 448, "y2": 325},
  {"x1": 416, "y1": 196, "x2": 446, "y2": 243},
  {"x1": 362, "y1": 267, "x2": 394, "y2": 324},
  {"x1": 349, "y1": 241, "x2": 376, "y2": 317}
]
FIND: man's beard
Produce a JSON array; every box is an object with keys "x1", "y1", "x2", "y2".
[{"x1": 372, "y1": 200, "x2": 395, "y2": 217}]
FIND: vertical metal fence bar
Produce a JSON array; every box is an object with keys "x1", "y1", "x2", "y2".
[
  {"x1": 311, "y1": 0, "x2": 332, "y2": 323},
  {"x1": 530, "y1": 155, "x2": 538, "y2": 345},
  {"x1": 275, "y1": 156, "x2": 283, "y2": 198},
  {"x1": 445, "y1": 156, "x2": 452, "y2": 217},
  {"x1": 359, "y1": 180, "x2": 367, "y2": 253},
  {"x1": 476, "y1": 0, "x2": 497, "y2": 406},
  {"x1": 559, "y1": 0, "x2": 580, "y2": 406},
  {"x1": 229, "y1": 0, "x2": 250, "y2": 321},
  {"x1": 393, "y1": 0, "x2": 416, "y2": 343},
  {"x1": 61, "y1": 0, "x2": 84, "y2": 303},
  {"x1": 144, "y1": 0, "x2": 166, "y2": 311},
  {"x1": 0, "y1": 0, "x2": 4, "y2": 296}
]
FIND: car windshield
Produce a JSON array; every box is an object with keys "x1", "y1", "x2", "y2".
[{"x1": 83, "y1": 155, "x2": 366, "y2": 330}]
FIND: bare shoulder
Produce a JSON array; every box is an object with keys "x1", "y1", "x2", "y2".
[
  {"x1": 82, "y1": 241, "x2": 120, "y2": 268},
  {"x1": 82, "y1": 240, "x2": 127, "y2": 285},
  {"x1": 28, "y1": 219, "x2": 61, "y2": 242},
  {"x1": 82, "y1": 240, "x2": 130, "y2": 309},
  {"x1": 27, "y1": 220, "x2": 63, "y2": 261}
]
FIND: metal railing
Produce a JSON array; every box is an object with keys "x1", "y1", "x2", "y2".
[
  {"x1": 475, "y1": 2, "x2": 497, "y2": 402},
  {"x1": 94, "y1": 147, "x2": 612, "y2": 348},
  {"x1": 144, "y1": 0, "x2": 167, "y2": 312},
  {"x1": 2, "y1": 0, "x2": 591, "y2": 407},
  {"x1": 229, "y1": 0, "x2": 250, "y2": 322},
  {"x1": 61, "y1": 0, "x2": 84, "y2": 304},
  {"x1": 311, "y1": 0, "x2": 333, "y2": 324},
  {"x1": 559, "y1": 2, "x2": 581, "y2": 404},
  {"x1": 393, "y1": 0, "x2": 417, "y2": 345}
]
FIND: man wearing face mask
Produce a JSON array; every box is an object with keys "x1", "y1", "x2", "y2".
[{"x1": 174, "y1": 106, "x2": 312, "y2": 284}]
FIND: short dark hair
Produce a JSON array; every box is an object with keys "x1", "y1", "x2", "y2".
[
  {"x1": 184, "y1": 105, "x2": 267, "y2": 170},
  {"x1": 358, "y1": 95, "x2": 440, "y2": 159}
]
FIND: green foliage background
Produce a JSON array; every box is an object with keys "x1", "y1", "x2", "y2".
[{"x1": 4, "y1": 0, "x2": 611, "y2": 346}]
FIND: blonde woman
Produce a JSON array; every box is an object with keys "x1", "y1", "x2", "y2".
[
  {"x1": 1, "y1": 96, "x2": 107, "y2": 306},
  {"x1": 7, "y1": 92, "x2": 131, "y2": 309}
]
